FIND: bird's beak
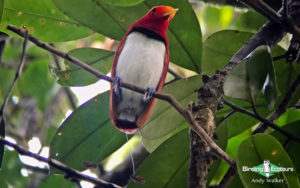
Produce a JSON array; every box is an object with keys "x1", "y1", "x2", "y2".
[{"x1": 163, "y1": 7, "x2": 178, "y2": 21}]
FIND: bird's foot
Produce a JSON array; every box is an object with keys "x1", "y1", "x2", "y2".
[
  {"x1": 142, "y1": 87, "x2": 155, "y2": 103},
  {"x1": 113, "y1": 76, "x2": 122, "y2": 101}
]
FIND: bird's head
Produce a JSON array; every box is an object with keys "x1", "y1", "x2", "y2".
[
  {"x1": 131, "y1": 6, "x2": 178, "y2": 38},
  {"x1": 146, "y1": 6, "x2": 178, "y2": 22}
]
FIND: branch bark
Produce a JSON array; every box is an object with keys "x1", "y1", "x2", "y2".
[
  {"x1": 1, "y1": 138, "x2": 122, "y2": 188},
  {"x1": 188, "y1": 20, "x2": 286, "y2": 187}
]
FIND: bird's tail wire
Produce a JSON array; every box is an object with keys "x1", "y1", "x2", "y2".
[{"x1": 125, "y1": 133, "x2": 136, "y2": 175}]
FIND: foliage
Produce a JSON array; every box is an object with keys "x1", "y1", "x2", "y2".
[{"x1": 0, "y1": 0, "x2": 299, "y2": 187}]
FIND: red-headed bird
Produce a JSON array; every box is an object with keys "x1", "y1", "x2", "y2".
[{"x1": 110, "y1": 6, "x2": 178, "y2": 134}]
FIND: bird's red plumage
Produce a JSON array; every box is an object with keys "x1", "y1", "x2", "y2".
[{"x1": 110, "y1": 6, "x2": 177, "y2": 133}]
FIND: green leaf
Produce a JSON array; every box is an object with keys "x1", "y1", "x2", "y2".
[
  {"x1": 227, "y1": 175, "x2": 244, "y2": 188},
  {"x1": 235, "y1": 11, "x2": 266, "y2": 32},
  {"x1": 237, "y1": 134, "x2": 300, "y2": 188},
  {"x1": 50, "y1": 92, "x2": 127, "y2": 172},
  {"x1": 37, "y1": 175, "x2": 77, "y2": 188},
  {"x1": 0, "y1": 0, "x2": 3, "y2": 22},
  {"x1": 96, "y1": 0, "x2": 145, "y2": 7},
  {"x1": 141, "y1": 75, "x2": 201, "y2": 151},
  {"x1": 52, "y1": 48, "x2": 114, "y2": 86},
  {"x1": 224, "y1": 46, "x2": 277, "y2": 109},
  {"x1": 51, "y1": 0, "x2": 202, "y2": 72},
  {"x1": 0, "y1": 151, "x2": 29, "y2": 188},
  {"x1": 218, "y1": 97, "x2": 271, "y2": 138},
  {"x1": 19, "y1": 59, "x2": 55, "y2": 111},
  {"x1": 275, "y1": 109, "x2": 300, "y2": 126},
  {"x1": 1, "y1": 0, "x2": 91, "y2": 42},
  {"x1": 0, "y1": 69, "x2": 14, "y2": 102},
  {"x1": 202, "y1": 30, "x2": 253, "y2": 75},
  {"x1": 142, "y1": 123, "x2": 187, "y2": 153},
  {"x1": 128, "y1": 128, "x2": 190, "y2": 188}
]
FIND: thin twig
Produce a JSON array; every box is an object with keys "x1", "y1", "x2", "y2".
[
  {"x1": 217, "y1": 167, "x2": 236, "y2": 188},
  {"x1": 0, "y1": 138, "x2": 122, "y2": 188},
  {"x1": 240, "y1": 0, "x2": 283, "y2": 27},
  {"x1": 168, "y1": 68, "x2": 184, "y2": 80},
  {"x1": 50, "y1": 43, "x2": 77, "y2": 110},
  {"x1": 165, "y1": 68, "x2": 184, "y2": 86},
  {"x1": 0, "y1": 30, "x2": 28, "y2": 116},
  {"x1": 7, "y1": 25, "x2": 236, "y2": 167},
  {"x1": 223, "y1": 100, "x2": 300, "y2": 142},
  {"x1": 216, "y1": 110, "x2": 236, "y2": 126},
  {"x1": 253, "y1": 74, "x2": 300, "y2": 134}
]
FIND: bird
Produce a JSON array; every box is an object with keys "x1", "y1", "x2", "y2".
[{"x1": 110, "y1": 6, "x2": 178, "y2": 134}]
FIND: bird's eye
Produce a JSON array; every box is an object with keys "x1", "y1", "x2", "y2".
[{"x1": 150, "y1": 8, "x2": 156, "y2": 15}]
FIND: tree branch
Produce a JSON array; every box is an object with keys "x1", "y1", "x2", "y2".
[
  {"x1": 0, "y1": 138, "x2": 122, "y2": 188},
  {"x1": 6, "y1": 25, "x2": 235, "y2": 168},
  {"x1": 190, "y1": 19, "x2": 287, "y2": 187},
  {"x1": 50, "y1": 43, "x2": 77, "y2": 110},
  {"x1": 0, "y1": 30, "x2": 28, "y2": 116},
  {"x1": 223, "y1": 100, "x2": 300, "y2": 142},
  {"x1": 193, "y1": 0, "x2": 282, "y2": 11},
  {"x1": 0, "y1": 30, "x2": 28, "y2": 167},
  {"x1": 240, "y1": 0, "x2": 283, "y2": 26}
]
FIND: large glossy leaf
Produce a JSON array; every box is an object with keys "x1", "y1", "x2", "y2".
[
  {"x1": 52, "y1": 48, "x2": 114, "y2": 86},
  {"x1": 50, "y1": 92, "x2": 127, "y2": 172},
  {"x1": 237, "y1": 134, "x2": 299, "y2": 188},
  {"x1": 275, "y1": 109, "x2": 300, "y2": 126},
  {"x1": 1, "y1": 0, "x2": 91, "y2": 42},
  {"x1": 224, "y1": 46, "x2": 277, "y2": 109},
  {"x1": 235, "y1": 11, "x2": 266, "y2": 32},
  {"x1": 51, "y1": 0, "x2": 202, "y2": 72},
  {"x1": 128, "y1": 128, "x2": 190, "y2": 188},
  {"x1": 96, "y1": 0, "x2": 145, "y2": 6},
  {"x1": 141, "y1": 75, "x2": 201, "y2": 151},
  {"x1": 142, "y1": 122, "x2": 187, "y2": 153},
  {"x1": 227, "y1": 175, "x2": 244, "y2": 188},
  {"x1": 202, "y1": 30, "x2": 253, "y2": 75}
]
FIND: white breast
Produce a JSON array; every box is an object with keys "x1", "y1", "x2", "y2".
[{"x1": 116, "y1": 31, "x2": 166, "y2": 121}]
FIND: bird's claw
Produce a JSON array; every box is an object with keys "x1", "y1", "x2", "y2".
[
  {"x1": 142, "y1": 87, "x2": 155, "y2": 103},
  {"x1": 113, "y1": 76, "x2": 122, "y2": 101}
]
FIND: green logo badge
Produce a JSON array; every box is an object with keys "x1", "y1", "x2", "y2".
[{"x1": 242, "y1": 160, "x2": 294, "y2": 178}]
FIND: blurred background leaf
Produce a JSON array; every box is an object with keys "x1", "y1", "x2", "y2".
[
  {"x1": 1, "y1": 0, "x2": 92, "y2": 42},
  {"x1": 53, "y1": 48, "x2": 114, "y2": 86}
]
